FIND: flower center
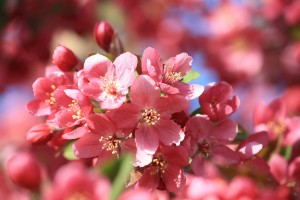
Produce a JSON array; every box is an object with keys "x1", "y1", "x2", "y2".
[
  {"x1": 68, "y1": 100, "x2": 83, "y2": 120},
  {"x1": 45, "y1": 84, "x2": 56, "y2": 105},
  {"x1": 150, "y1": 154, "x2": 167, "y2": 174},
  {"x1": 99, "y1": 135, "x2": 121, "y2": 155},
  {"x1": 198, "y1": 140, "x2": 210, "y2": 157},
  {"x1": 142, "y1": 108, "x2": 160, "y2": 125},
  {"x1": 165, "y1": 71, "x2": 183, "y2": 84},
  {"x1": 102, "y1": 81, "x2": 118, "y2": 97},
  {"x1": 267, "y1": 120, "x2": 286, "y2": 136}
]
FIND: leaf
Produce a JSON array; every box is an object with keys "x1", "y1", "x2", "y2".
[
  {"x1": 63, "y1": 141, "x2": 77, "y2": 160},
  {"x1": 182, "y1": 70, "x2": 200, "y2": 83},
  {"x1": 99, "y1": 153, "x2": 134, "y2": 200}
]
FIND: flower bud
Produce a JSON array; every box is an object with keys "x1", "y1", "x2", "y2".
[
  {"x1": 52, "y1": 45, "x2": 78, "y2": 71},
  {"x1": 26, "y1": 124, "x2": 52, "y2": 145},
  {"x1": 6, "y1": 152, "x2": 42, "y2": 190},
  {"x1": 94, "y1": 21, "x2": 115, "y2": 52}
]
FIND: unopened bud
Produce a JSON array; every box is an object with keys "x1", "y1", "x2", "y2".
[
  {"x1": 26, "y1": 124, "x2": 52, "y2": 145},
  {"x1": 52, "y1": 45, "x2": 78, "y2": 71},
  {"x1": 94, "y1": 21, "x2": 115, "y2": 52},
  {"x1": 6, "y1": 152, "x2": 42, "y2": 190}
]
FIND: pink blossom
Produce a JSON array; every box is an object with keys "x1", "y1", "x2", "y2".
[
  {"x1": 199, "y1": 81, "x2": 240, "y2": 122},
  {"x1": 107, "y1": 75, "x2": 188, "y2": 164},
  {"x1": 185, "y1": 115, "x2": 240, "y2": 175},
  {"x1": 141, "y1": 47, "x2": 204, "y2": 100},
  {"x1": 78, "y1": 52, "x2": 137, "y2": 109},
  {"x1": 26, "y1": 123, "x2": 52, "y2": 145},
  {"x1": 73, "y1": 113, "x2": 136, "y2": 164},
  {"x1": 6, "y1": 152, "x2": 42, "y2": 191},
  {"x1": 44, "y1": 162, "x2": 111, "y2": 200},
  {"x1": 136, "y1": 145, "x2": 189, "y2": 194},
  {"x1": 26, "y1": 66, "x2": 73, "y2": 116},
  {"x1": 54, "y1": 88, "x2": 92, "y2": 130}
]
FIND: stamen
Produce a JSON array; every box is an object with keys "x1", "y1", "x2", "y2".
[
  {"x1": 99, "y1": 136, "x2": 121, "y2": 155},
  {"x1": 45, "y1": 84, "x2": 56, "y2": 105},
  {"x1": 150, "y1": 154, "x2": 167, "y2": 174},
  {"x1": 68, "y1": 100, "x2": 83, "y2": 120},
  {"x1": 142, "y1": 108, "x2": 160, "y2": 125}
]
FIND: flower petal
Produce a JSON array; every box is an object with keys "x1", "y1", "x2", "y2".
[
  {"x1": 173, "y1": 82, "x2": 204, "y2": 100},
  {"x1": 114, "y1": 52, "x2": 137, "y2": 87},
  {"x1": 135, "y1": 125, "x2": 159, "y2": 155},
  {"x1": 157, "y1": 118, "x2": 185, "y2": 146},
  {"x1": 73, "y1": 133, "x2": 102, "y2": 158},
  {"x1": 130, "y1": 75, "x2": 160, "y2": 108},
  {"x1": 141, "y1": 47, "x2": 163, "y2": 83}
]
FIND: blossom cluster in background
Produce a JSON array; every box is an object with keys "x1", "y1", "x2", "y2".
[{"x1": 1, "y1": 0, "x2": 300, "y2": 200}]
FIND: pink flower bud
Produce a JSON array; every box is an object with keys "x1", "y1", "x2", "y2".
[
  {"x1": 94, "y1": 21, "x2": 115, "y2": 52},
  {"x1": 52, "y1": 45, "x2": 78, "y2": 72},
  {"x1": 26, "y1": 124, "x2": 52, "y2": 145},
  {"x1": 6, "y1": 152, "x2": 42, "y2": 190}
]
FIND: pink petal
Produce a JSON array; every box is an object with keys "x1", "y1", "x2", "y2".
[
  {"x1": 185, "y1": 115, "x2": 212, "y2": 141},
  {"x1": 62, "y1": 126, "x2": 89, "y2": 139},
  {"x1": 141, "y1": 47, "x2": 163, "y2": 82},
  {"x1": 32, "y1": 78, "x2": 54, "y2": 99},
  {"x1": 163, "y1": 146, "x2": 189, "y2": 167},
  {"x1": 237, "y1": 131, "x2": 269, "y2": 158},
  {"x1": 130, "y1": 75, "x2": 160, "y2": 108},
  {"x1": 135, "y1": 125, "x2": 159, "y2": 155},
  {"x1": 173, "y1": 82, "x2": 204, "y2": 100},
  {"x1": 211, "y1": 119, "x2": 238, "y2": 143},
  {"x1": 100, "y1": 95, "x2": 126, "y2": 110},
  {"x1": 269, "y1": 154, "x2": 288, "y2": 184},
  {"x1": 162, "y1": 166, "x2": 186, "y2": 193},
  {"x1": 114, "y1": 52, "x2": 137, "y2": 87},
  {"x1": 73, "y1": 133, "x2": 102, "y2": 158},
  {"x1": 211, "y1": 145, "x2": 240, "y2": 164},
  {"x1": 165, "y1": 52, "x2": 192, "y2": 75},
  {"x1": 135, "y1": 148, "x2": 153, "y2": 167},
  {"x1": 106, "y1": 104, "x2": 140, "y2": 129},
  {"x1": 137, "y1": 168, "x2": 160, "y2": 190},
  {"x1": 26, "y1": 99, "x2": 51, "y2": 116},
  {"x1": 190, "y1": 154, "x2": 206, "y2": 176},
  {"x1": 155, "y1": 95, "x2": 189, "y2": 116},
  {"x1": 83, "y1": 54, "x2": 112, "y2": 78},
  {"x1": 87, "y1": 114, "x2": 116, "y2": 136},
  {"x1": 160, "y1": 83, "x2": 180, "y2": 94},
  {"x1": 156, "y1": 118, "x2": 185, "y2": 146}
]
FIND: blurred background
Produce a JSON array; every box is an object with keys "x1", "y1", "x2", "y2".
[{"x1": 1, "y1": 0, "x2": 300, "y2": 197}]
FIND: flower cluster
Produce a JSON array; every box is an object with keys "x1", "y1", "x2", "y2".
[{"x1": 11, "y1": 21, "x2": 300, "y2": 199}]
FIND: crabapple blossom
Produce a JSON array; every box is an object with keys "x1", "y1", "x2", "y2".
[
  {"x1": 94, "y1": 21, "x2": 115, "y2": 52},
  {"x1": 141, "y1": 47, "x2": 204, "y2": 99},
  {"x1": 199, "y1": 81, "x2": 240, "y2": 122},
  {"x1": 185, "y1": 115, "x2": 240, "y2": 175},
  {"x1": 26, "y1": 66, "x2": 73, "y2": 116},
  {"x1": 78, "y1": 52, "x2": 137, "y2": 109},
  {"x1": 73, "y1": 113, "x2": 136, "y2": 164},
  {"x1": 52, "y1": 45, "x2": 78, "y2": 72},
  {"x1": 136, "y1": 145, "x2": 189, "y2": 193},
  {"x1": 107, "y1": 75, "x2": 188, "y2": 161},
  {"x1": 43, "y1": 162, "x2": 111, "y2": 200}
]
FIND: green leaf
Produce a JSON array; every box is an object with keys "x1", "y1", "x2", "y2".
[
  {"x1": 63, "y1": 141, "x2": 77, "y2": 160},
  {"x1": 109, "y1": 153, "x2": 134, "y2": 200},
  {"x1": 182, "y1": 70, "x2": 200, "y2": 83},
  {"x1": 190, "y1": 107, "x2": 201, "y2": 116},
  {"x1": 99, "y1": 153, "x2": 134, "y2": 200}
]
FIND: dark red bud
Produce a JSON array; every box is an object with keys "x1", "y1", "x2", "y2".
[
  {"x1": 52, "y1": 45, "x2": 78, "y2": 71},
  {"x1": 94, "y1": 21, "x2": 115, "y2": 52},
  {"x1": 26, "y1": 124, "x2": 52, "y2": 145},
  {"x1": 6, "y1": 152, "x2": 42, "y2": 190}
]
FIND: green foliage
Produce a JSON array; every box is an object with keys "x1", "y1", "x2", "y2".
[
  {"x1": 63, "y1": 141, "x2": 77, "y2": 160},
  {"x1": 100, "y1": 153, "x2": 134, "y2": 200},
  {"x1": 182, "y1": 70, "x2": 200, "y2": 83}
]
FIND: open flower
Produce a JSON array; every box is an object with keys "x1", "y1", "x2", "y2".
[
  {"x1": 141, "y1": 47, "x2": 203, "y2": 99},
  {"x1": 185, "y1": 115, "x2": 239, "y2": 175},
  {"x1": 78, "y1": 52, "x2": 137, "y2": 109},
  {"x1": 136, "y1": 145, "x2": 189, "y2": 194},
  {"x1": 73, "y1": 113, "x2": 136, "y2": 164},
  {"x1": 108, "y1": 75, "x2": 188, "y2": 164}
]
